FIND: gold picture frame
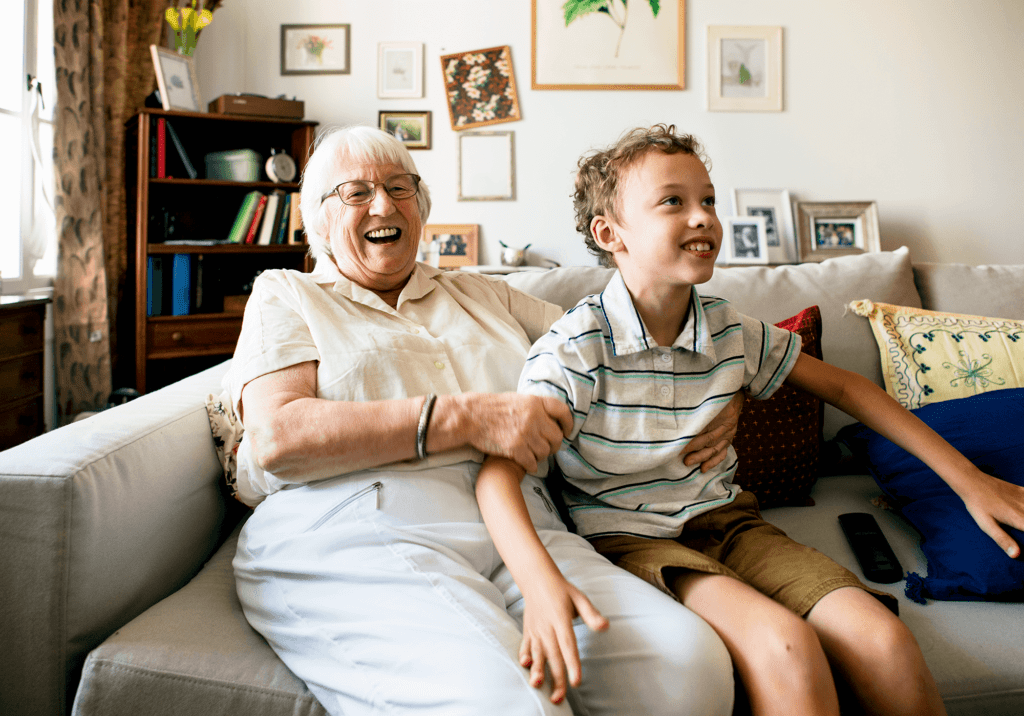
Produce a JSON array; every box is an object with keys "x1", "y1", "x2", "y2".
[
  {"x1": 379, "y1": 111, "x2": 431, "y2": 150},
  {"x1": 795, "y1": 201, "x2": 881, "y2": 263},
  {"x1": 423, "y1": 224, "x2": 479, "y2": 268},
  {"x1": 440, "y1": 46, "x2": 522, "y2": 130}
]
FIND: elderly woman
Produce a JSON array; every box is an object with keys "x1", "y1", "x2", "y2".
[{"x1": 226, "y1": 126, "x2": 739, "y2": 716}]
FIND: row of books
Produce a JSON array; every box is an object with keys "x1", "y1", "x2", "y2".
[
  {"x1": 150, "y1": 116, "x2": 197, "y2": 179},
  {"x1": 147, "y1": 254, "x2": 220, "y2": 316},
  {"x1": 227, "y1": 190, "x2": 304, "y2": 245}
]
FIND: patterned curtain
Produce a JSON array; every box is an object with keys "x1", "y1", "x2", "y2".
[{"x1": 53, "y1": 0, "x2": 222, "y2": 423}]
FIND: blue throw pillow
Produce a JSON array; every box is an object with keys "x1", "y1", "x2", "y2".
[{"x1": 838, "y1": 388, "x2": 1024, "y2": 602}]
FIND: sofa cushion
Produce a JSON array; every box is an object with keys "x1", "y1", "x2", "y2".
[
  {"x1": 848, "y1": 300, "x2": 1024, "y2": 409},
  {"x1": 913, "y1": 262, "x2": 1024, "y2": 321},
  {"x1": 72, "y1": 523, "x2": 327, "y2": 716},
  {"x1": 732, "y1": 306, "x2": 824, "y2": 508},
  {"x1": 837, "y1": 389, "x2": 1024, "y2": 603}
]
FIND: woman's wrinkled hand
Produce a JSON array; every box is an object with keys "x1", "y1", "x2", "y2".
[
  {"x1": 681, "y1": 392, "x2": 745, "y2": 472},
  {"x1": 463, "y1": 393, "x2": 574, "y2": 474}
]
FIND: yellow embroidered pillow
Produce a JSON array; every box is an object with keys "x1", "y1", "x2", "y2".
[{"x1": 849, "y1": 300, "x2": 1024, "y2": 409}]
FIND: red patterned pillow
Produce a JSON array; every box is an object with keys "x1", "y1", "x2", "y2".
[{"x1": 731, "y1": 306, "x2": 824, "y2": 508}]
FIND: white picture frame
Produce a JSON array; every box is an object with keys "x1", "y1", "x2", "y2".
[
  {"x1": 731, "y1": 188, "x2": 796, "y2": 264},
  {"x1": 149, "y1": 45, "x2": 203, "y2": 112},
  {"x1": 707, "y1": 25, "x2": 783, "y2": 112},
  {"x1": 723, "y1": 216, "x2": 769, "y2": 265},
  {"x1": 378, "y1": 42, "x2": 423, "y2": 99},
  {"x1": 458, "y1": 131, "x2": 515, "y2": 201}
]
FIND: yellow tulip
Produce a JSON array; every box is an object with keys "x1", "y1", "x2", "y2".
[{"x1": 164, "y1": 7, "x2": 181, "y2": 30}]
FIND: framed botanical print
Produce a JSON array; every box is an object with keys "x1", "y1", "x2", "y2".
[
  {"x1": 707, "y1": 25, "x2": 783, "y2": 111},
  {"x1": 378, "y1": 42, "x2": 423, "y2": 98}
]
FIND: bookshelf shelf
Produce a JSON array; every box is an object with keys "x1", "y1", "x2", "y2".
[{"x1": 127, "y1": 109, "x2": 318, "y2": 393}]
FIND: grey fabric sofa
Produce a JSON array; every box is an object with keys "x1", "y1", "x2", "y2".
[{"x1": 2, "y1": 247, "x2": 1022, "y2": 716}]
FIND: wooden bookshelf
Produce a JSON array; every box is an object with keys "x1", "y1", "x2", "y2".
[{"x1": 126, "y1": 109, "x2": 318, "y2": 393}]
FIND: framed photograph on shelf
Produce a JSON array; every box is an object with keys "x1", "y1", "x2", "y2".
[
  {"x1": 379, "y1": 111, "x2": 431, "y2": 150},
  {"x1": 281, "y1": 24, "x2": 351, "y2": 75},
  {"x1": 731, "y1": 188, "x2": 796, "y2": 264},
  {"x1": 149, "y1": 45, "x2": 203, "y2": 112},
  {"x1": 377, "y1": 42, "x2": 423, "y2": 98},
  {"x1": 795, "y1": 201, "x2": 881, "y2": 263},
  {"x1": 532, "y1": 0, "x2": 685, "y2": 90},
  {"x1": 440, "y1": 45, "x2": 521, "y2": 130},
  {"x1": 458, "y1": 131, "x2": 515, "y2": 201},
  {"x1": 423, "y1": 224, "x2": 479, "y2": 268},
  {"x1": 723, "y1": 216, "x2": 769, "y2": 265},
  {"x1": 707, "y1": 26, "x2": 783, "y2": 111}
]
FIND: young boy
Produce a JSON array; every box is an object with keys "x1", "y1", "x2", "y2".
[{"x1": 476, "y1": 125, "x2": 1024, "y2": 715}]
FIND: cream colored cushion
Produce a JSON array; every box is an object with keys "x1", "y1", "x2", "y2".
[{"x1": 849, "y1": 300, "x2": 1024, "y2": 409}]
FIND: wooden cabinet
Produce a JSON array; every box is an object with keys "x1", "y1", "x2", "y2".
[
  {"x1": 0, "y1": 296, "x2": 49, "y2": 450},
  {"x1": 127, "y1": 109, "x2": 318, "y2": 393}
]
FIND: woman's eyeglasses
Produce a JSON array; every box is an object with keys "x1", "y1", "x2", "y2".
[{"x1": 320, "y1": 173, "x2": 421, "y2": 206}]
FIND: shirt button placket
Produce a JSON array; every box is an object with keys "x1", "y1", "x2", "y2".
[{"x1": 657, "y1": 350, "x2": 674, "y2": 428}]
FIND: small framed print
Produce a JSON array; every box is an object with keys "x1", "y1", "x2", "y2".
[
  {"x1": 441, "y1": 45, "x2": 522, "y2": 130},
  {"x1": 281, "y1": 24, "x2": 351, "y2": 75},
  {"x1": 723, "y1": 216, "x2": 769, "y2": 265},
  {"x1": 378, "y1": 42, "x2": 423, "y2": 98},
  {"x1": 795, "y1": 201, "x2": 881, "y2": 263},
  {"x1": 458, "y1": 131, "x2": 515, "y2": 201},
  {"x1": 149, "y1": 45, "x2": 203, "y2": 112},
  {"x1": 708, "y1": 26, "x2": 783, "y2": 112},
  {"x1": 731, "y1": 188, "x2": 796, "y2": 264},
  {"x1": 379, "y1": 111, "x2": 431, "y2": 150},
  {"x1": 423, "y1": 224, "x2": 479, "y2": 268}
]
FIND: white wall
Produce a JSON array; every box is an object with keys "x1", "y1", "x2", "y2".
[{"x1": 195, "y1": 0, "x2": 1024, "y2": 268}]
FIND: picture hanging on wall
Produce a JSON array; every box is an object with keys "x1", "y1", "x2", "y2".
[
  {"x1": 379, "y1": 111, "x2": 431, "y2": 150},
  {"x1": 794, "y1": 201, "x2": 881, "y2": 263},
  {"x1": 458, "y1": 131, "x2": 515, "y2": 201},
  {"x1": 531, "y1": 0, "x2": 685, "y2": 90},
  {"x1": 732, "y1": 188, "x2": 797, "y2": 264},
  {"x1": 440, "y1": 46, "x2": 521, "y2": 130},
  {"x1": 378, "y1": 42, "x2": 423, "y2": 98},
  {"x1": 707, "y1": 25, "x2": 783, "y2": 111},
  {"x1": 281, "y1": 24, "x2": 351, "y2": 75}
]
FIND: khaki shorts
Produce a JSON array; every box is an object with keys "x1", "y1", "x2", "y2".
[{"x1": 588, "y1": 491, "x2": 898, "y2": 617}]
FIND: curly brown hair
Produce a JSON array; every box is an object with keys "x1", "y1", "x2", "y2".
[{"x1": 573, "y1": 124, "x2": 709, "y2": 267}]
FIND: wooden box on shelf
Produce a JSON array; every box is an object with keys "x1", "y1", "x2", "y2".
[{"x1": 126, "y1": 109, "x2": 318, "y2": 393}]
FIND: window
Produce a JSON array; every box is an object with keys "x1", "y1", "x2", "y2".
[{"x1": 1, "y1": 0, "x2": 56, "y2": 295}]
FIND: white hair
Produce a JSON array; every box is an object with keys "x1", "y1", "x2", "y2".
[{"x1": 299, "y1": 125, "x2": 431, "y2": 261}]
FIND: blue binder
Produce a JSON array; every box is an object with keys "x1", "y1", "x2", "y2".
[{"x1": 170, "y1": 253, "x2": 192, "y2": 316}]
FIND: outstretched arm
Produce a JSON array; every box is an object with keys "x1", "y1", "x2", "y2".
[
  {"x1": 786, "y1": 353, "x2": 1024, "y2": 558},
  {"x1": 475, "y1": 456, "x2": 608, "y2": 705}
]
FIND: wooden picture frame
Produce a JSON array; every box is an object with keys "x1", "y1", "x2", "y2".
[
  {"x1": 440, "y1": 46, "x2": 521, "y2": 130},
  {"x1": 707, "y1": 25, "x2": 783, "y2": 111},
  {"x1": 281, "y1": 24, "x2": 351, "y2": 75},
  {"x1": 532, "y1": 0, "x2": 685, "y2": 90},
  {"x1": 378, "y1": 42, "x2": 423, "y2": 99},
  {"x1": 423, "y1": 224, "x2": 479, "y2": 268},
  {"x1": 731, "y1": 188, "x2": 796, "y2": 264},
  {"x1": 150, "y1": 45, "x2": 203, "y2": 112},
  {"x1": 723, "y1": 216, "x2": 769, "y2": 265},
  {"x1": 458, "y1": 131, "x2": 515, "y2": 201},
  {"x1": 795, "y1": 201, "x2": 881, "y2": 263},
  {"x1": 379, "y1": 111, "x2": 431, "y2": 150}
]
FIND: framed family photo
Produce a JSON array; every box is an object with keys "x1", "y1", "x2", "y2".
[
  {"x1": 532, "y1": 0, "x2": 685, "y2": 89},
  {"x1": 423, "y1": 224, "x2": 479, "y2": 268},
  {"x1": 732, "y1": 188, "x2": 796, "y2": 264},
  {"x1": 723, "y1": 216, "x2": 769, "y2": 265},
  {"x1": 441, "y1": 45, "x2": 522, "y2": 130},
  {"x1": 795, "y1": 201, "x2": 881, "y2": 262},
  {"x1": 377, "y1": 42, "x2": 423, "y2": 98},
  {"x1": 707, "y1": 25, "x2": 783, "y2": 111},
  {"x1": 458, "y1": 131, "x2": 515, "y2": 201},
  {"x1": 281, "y1": 24, "x2": 351, "y2": 75},
  {"x1": 150, "y1": 45, "x2": 203, "y2": 112},
  {"x1": 379, "y1": 111, "x2": 431, "y2": 150}
]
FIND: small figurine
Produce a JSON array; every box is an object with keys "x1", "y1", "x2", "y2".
[{"x1": 498, "y1": 241, "x2": 531, "y2": 267}]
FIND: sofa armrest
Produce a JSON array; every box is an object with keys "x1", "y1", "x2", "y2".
[{"x1": 0, "y1": 361, "x2": 231, "y2": 716}]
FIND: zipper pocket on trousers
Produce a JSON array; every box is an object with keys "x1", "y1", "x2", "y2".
[
  {"x1": 534, "y1": 486, "x2": 555, "y2": 514},
  {"x1": 305, "y1": 481, "x2": 383, "y2": 532}
]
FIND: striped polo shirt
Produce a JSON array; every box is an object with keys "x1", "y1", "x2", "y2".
[{"x1": 519, "y1": 270, "x2": 801, "y2": 539}]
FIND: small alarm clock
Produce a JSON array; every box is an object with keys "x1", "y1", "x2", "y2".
[{"x1": 265, "y1": 149, "x2": 297, "y2": 183}]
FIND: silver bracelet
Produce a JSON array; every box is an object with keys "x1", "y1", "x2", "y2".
[{"x1": 415, "y1": 394, "x2": 437, "y2": 461}]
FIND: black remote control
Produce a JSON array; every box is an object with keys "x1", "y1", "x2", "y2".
[{"x1": 838, "y1": 513, "x2": 904, "y2": 583}]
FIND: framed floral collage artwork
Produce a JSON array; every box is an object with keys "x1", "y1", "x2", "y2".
[{"x1": 440, "y1": 45, "x2": 522, "y2": 130}]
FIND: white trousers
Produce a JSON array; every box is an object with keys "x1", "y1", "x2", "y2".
[{"x1": 234, "y1": 464, "x2": 733, "y2": 716}]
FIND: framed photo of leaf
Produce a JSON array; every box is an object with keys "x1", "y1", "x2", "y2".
[
  {"x1": 707, "y1": 25, "x2": 783, "y2": 111},
  {"x1": 532, "y1": 0, "x2": 685, "y2": 90}
]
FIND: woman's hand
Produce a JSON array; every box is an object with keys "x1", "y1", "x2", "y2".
[
  {"x1": 450, "y1": 393, "x2": 573, "y2": 473},
  {"x1": 519, "y1": 568, "x2": 609, "y2": 705},
  {"x1": 681, "y1": 392, "x2": 745, "y2": 472},
  {"x1": 956, "y1": 469, "x2": 1024, "y2": 559}
]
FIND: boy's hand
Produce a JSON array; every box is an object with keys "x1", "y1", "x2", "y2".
[
  {"x1": 519, "y1": 569, "x2": 609, "y2": 705},
  {"x1": 682, "y1": 392, "x2": 744, "y2": 471},
  {"x1": 957, "y1": 469, "x2": 1024, "y2": 559}
]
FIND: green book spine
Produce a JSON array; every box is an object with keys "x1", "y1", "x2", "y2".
[{"x1": 226, "y1": 191, "x2": 262, "y2": 243}]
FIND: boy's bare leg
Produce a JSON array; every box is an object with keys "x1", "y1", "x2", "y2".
[
  {"x1": 807, "y1": 587, "x2": 947, "y2": 716},
  {"x1": 673, "y1": 572, "x2": 840, "y2": 716}
]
